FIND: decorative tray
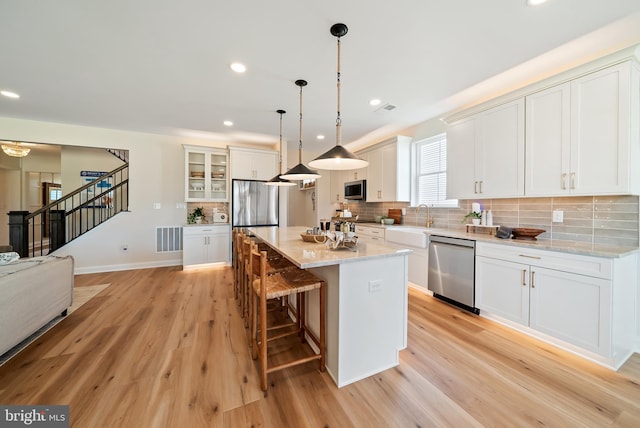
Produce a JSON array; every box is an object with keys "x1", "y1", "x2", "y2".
[{"x1": 300, "y1": 233, "x2": 327, "y2": 243}]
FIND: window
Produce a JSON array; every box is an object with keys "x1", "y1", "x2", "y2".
[{"x1": 414, "y1": 133, "x2": 457, "y2": 207}]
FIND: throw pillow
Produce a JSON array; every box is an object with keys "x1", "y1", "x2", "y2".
[{"x1": 0, "y1": 252, "x2": 20, "y2": 264}]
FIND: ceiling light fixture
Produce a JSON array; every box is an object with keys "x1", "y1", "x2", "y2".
[
  {"x1": 280, "y1": 80, "x2": 321, "y2": 180},
  {"x1": 369, "y1": 98, "x2": 382, "y2": 106},
  {"x1": 223, "y1": 120, "x2": 233, "y2": 127},
  {"x1": 265, "y1": 109, "x2": 296, "y2": 187},
  {"x1": 309, "y1": 23, "x2": 368, "y2": 171},
  {"x1": 230, "y1": 62, "x2": 247, "y2": 73},
  {"x1": 527, "y1": 0, "x2": 548, "y2": 5},
  {"x1": 1, "y1": 90, "x2": 20, "y2": 99},
  {"x1": 317, "y1": 135, "x2": 325, "y2": 140},
  {"x1": 1, "y1": 141, "x2": 30, "y2": 157}
]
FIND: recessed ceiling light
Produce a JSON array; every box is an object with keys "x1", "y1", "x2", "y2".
[
  {"x1": 369, "y1": 98, "x2": 382, "y2": 106},
  {"x1": 1, "y1": 90, "x2": 20, "y2": 99},
  {"x1": 527, "y1": 0, "x2": 548, "y2": 5},
  {"x1": 223, "y1": 120, "x2": 233, "y2": 127},
  {"x1": 317, "y1": 135, "x2": 325, "y2": 140},
  {"x1": 230, "y1": 62, "x2": 246, "y2": 73}
]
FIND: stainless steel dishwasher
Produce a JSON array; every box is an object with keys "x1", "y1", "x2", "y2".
[{"x1": 428, "y1": 235, "x2": 479, "y2": 314}]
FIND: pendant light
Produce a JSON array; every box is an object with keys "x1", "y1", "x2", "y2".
[
  {"x1": 1, "y1": 141, "x2": 30, "y2": 158},
  {"x1": 280, "y1": 79, "x2": 321, "y2": 180},
  {"x1": 309, "y1": 23, "x2": 368, "y2": 171},
  {"x1": 265, "y1": 109, "x2": 296, "y2": 186}
]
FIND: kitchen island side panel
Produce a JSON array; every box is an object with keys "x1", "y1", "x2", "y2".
[{"x1": 312, "y1": 254, "x2": 409, "y2": 387}]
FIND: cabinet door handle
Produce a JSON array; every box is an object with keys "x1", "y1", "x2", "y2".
[
  {"x1": 479, "y1": 181, "x2": 483, "y2": 194},
  {"x1": 336, "y1": 193, "x2": 339, "y2": 201},
  {"x1": 530, "y1": 271, "x2": 535, "y2": 288},
  {"x1": 354, "y1": 172, "x2": 358, "y2": 180},
  {"x1": 474, "y1": 181, "x2": 478, "y2": 194},
  {"x1": 519, "y1": 254, "x2": 541, "y2": 259},
  {"x1": 561, "y1": 173, "x2": 567, "y2": 190},
  {"x1": 570, "y1": 172, "x2": 576, "y2": 189},
  {"x1": 522, "y1": 269, "x2": 527, "y2": 286}
]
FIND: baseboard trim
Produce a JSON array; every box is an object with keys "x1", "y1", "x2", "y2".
[{"x1": 74, "y1": 259, "x2": 182, "y2": 275}]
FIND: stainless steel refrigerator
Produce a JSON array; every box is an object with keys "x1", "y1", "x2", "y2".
[{"x1": 231, "y1": 179, "x2": 279, "y2": 227}]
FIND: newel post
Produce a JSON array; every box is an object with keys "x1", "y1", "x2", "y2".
[
  {"x1": 8, "y1": 211, "x2": 29, "y2": 258},
  {"x1": 49, "y1": 210, "x2": 66, "y2": 252}
]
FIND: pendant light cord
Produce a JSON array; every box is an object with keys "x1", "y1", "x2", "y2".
[
  {"x1": 336, "y1": 36, "x2": 342, "y2": 148},
  {"x1": 278, "y1": 109, "x2": 285, "y2": 174},
  {"x1": 298, "y1": 83, "x2": 304, "y2": 164}
]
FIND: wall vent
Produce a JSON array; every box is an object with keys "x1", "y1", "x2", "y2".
[{"x1": 156, "y1": 226, "x2": 183, "y2": 252}]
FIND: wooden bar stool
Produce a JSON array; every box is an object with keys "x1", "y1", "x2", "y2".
[
  {"x1": 248, "y1": 247, "x2": 326, "y2": 392},
  {"x1": 241, "y1": 239, "x2": 297, "y2": 324},
  {"x1": 232, "y1": 228, "x2": 241, "y2": 300}
]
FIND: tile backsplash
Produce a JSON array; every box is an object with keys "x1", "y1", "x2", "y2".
[
  {"x1": 347, "y1": 195, "x2": 639, "y2": 247},
  {"x1": 186, "y1": 202, "x2": 229, "y2": 222}
]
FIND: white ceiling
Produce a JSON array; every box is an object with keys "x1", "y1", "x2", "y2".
[{"x1": 2, "y1": 1, "x2": 640, "y2": 153}]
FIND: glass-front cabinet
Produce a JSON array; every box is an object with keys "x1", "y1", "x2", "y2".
[{"x1": 184, "y1": 145, "x2": 228, "y2": 202}]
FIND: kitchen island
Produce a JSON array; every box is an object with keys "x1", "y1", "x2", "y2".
[{"x1": 249, "y1": 226, "x2": 411, "y2": 387}]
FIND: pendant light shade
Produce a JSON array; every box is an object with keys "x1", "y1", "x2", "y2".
[
  {"x1": 280, "y1": 79, "x2": 321, "y2": 180},
  {"x1": 265, "y1": 109, "x2": 296, "y2": 186},
  {"x1": 309, "y1": 23, "x2": 368, "y2": 171}
]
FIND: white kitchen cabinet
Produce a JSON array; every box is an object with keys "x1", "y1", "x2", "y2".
[
  {"x1": 184, "y1": 145, "x2": 228, "y2": 202},
  {"x1": 362, "y1": 136, "x2": 411, "y2": 202},
  {"x1": 476, "y1": 256, "x2": 530, "y2": 325},
  {"x1": 529, "y1": 266, "x2": 610, "y2": 355},
  {"x1": 526, "y1": 61, "x2": 640, "y2": 196},
  {"x1": 229, "y1": 147, "x2": 278, "y2": 180},
  {"x1": 475, "y1": 242, "x2": 636, "y2": 369},
  {"x1": 183, "y1": 224, "x2": 230, "y2": 269},
  {"x1": 356, "y1": 224, "x2": 385, "y2": 243},
  {"x1": 329, "y1": 170, "x2": 346, "y2": 203},
  {"x1": 525, "y1": 83, "x2": 571, "y2": 196},
  {"x1": 447, "y1": 98, "x2": 525, "y2": 199}
]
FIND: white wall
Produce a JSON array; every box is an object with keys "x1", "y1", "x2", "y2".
[{"x1": 0, "y1": 116, "x2": 232, "y2": 273}]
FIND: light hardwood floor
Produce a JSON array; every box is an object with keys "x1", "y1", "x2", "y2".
[{"x1": 1, "y1": 266, "x2": 639, "y2": 427}]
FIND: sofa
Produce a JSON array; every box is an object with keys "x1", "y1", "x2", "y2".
[{"x1": 0, "y1": 254, "x2": 74, "y2": 356}]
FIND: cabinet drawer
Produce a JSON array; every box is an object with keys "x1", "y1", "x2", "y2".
[
  {"x1": 476, "y1": 242, "x2": 612, "y2": 279},
  {"x1": 183, "y1": 225, "x2": 229, "y2": 237},
  {"x1": 357, "y1": 225, "x2": 385, "y2": 239}
]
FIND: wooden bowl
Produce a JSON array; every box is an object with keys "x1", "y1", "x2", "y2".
[{"x1": 512, "y1": 228, "x2": 545, "y2": 240}]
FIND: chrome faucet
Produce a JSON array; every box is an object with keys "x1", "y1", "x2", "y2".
[{"x1": 417, "y1": 204, "x2": 434, "y2": 228}]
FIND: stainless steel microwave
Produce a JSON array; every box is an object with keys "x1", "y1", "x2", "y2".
[{"x1": 344, "y1": 180, "x2": 366, "y2": 200}]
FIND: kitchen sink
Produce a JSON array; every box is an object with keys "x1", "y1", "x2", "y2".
[{"x1": 384, "y1": 226, "x2": 428, "y2": 248}]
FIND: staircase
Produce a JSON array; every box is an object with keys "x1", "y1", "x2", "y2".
[{"x1": 9, "y1": 163, "x2": 129, "y2": 258}]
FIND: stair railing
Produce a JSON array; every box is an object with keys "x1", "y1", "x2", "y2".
[{"x1": 9, "y1": 164, "x2": 129, "y2": 257}]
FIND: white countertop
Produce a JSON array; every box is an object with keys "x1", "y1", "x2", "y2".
[
  {"x1": 249, "y1": 226, "x2": 411, "y2": 269},
  {"x1": 376, "y1": 224, "x2": 638, "y2": 258}
]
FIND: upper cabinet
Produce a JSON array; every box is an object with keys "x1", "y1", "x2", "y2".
[
  {"x1": 184, "y1": 145, "x2": 229, "y2": 202},
  {"x1": 447, "y1": 99, "x2": 525, "y2": 199},
  {"x1": 447, "y1": 49, "x2": 640, "y2": 199},
  {"x1": 229, "y1": 147, "x2": 278, "y2": 181},
  {"x1": 527, "y1": 62, "x2": 639, "y2": 196},
  {"x1": 362, "y1": 136, "x2": 411, "y2": 202}
]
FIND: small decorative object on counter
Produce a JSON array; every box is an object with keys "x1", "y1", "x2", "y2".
[
  {"x1": 481, "y1": 210, "x2": 487, "y2": 225},
  {"x1": 323, "y1": 230, "x2": 358, "y2": 251},
  {"x1": 487, "y1": 210, "x2": 493, "y2": 226},
  {"x1": 188, "y1": 206, "x2": 206, "y2": 224},
  {"x1": 511, "y1": 228, "x2": 546, "y2": 240},
  {"x1": 462, "y1": 210, "x2": 482, "y2": 225}
]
